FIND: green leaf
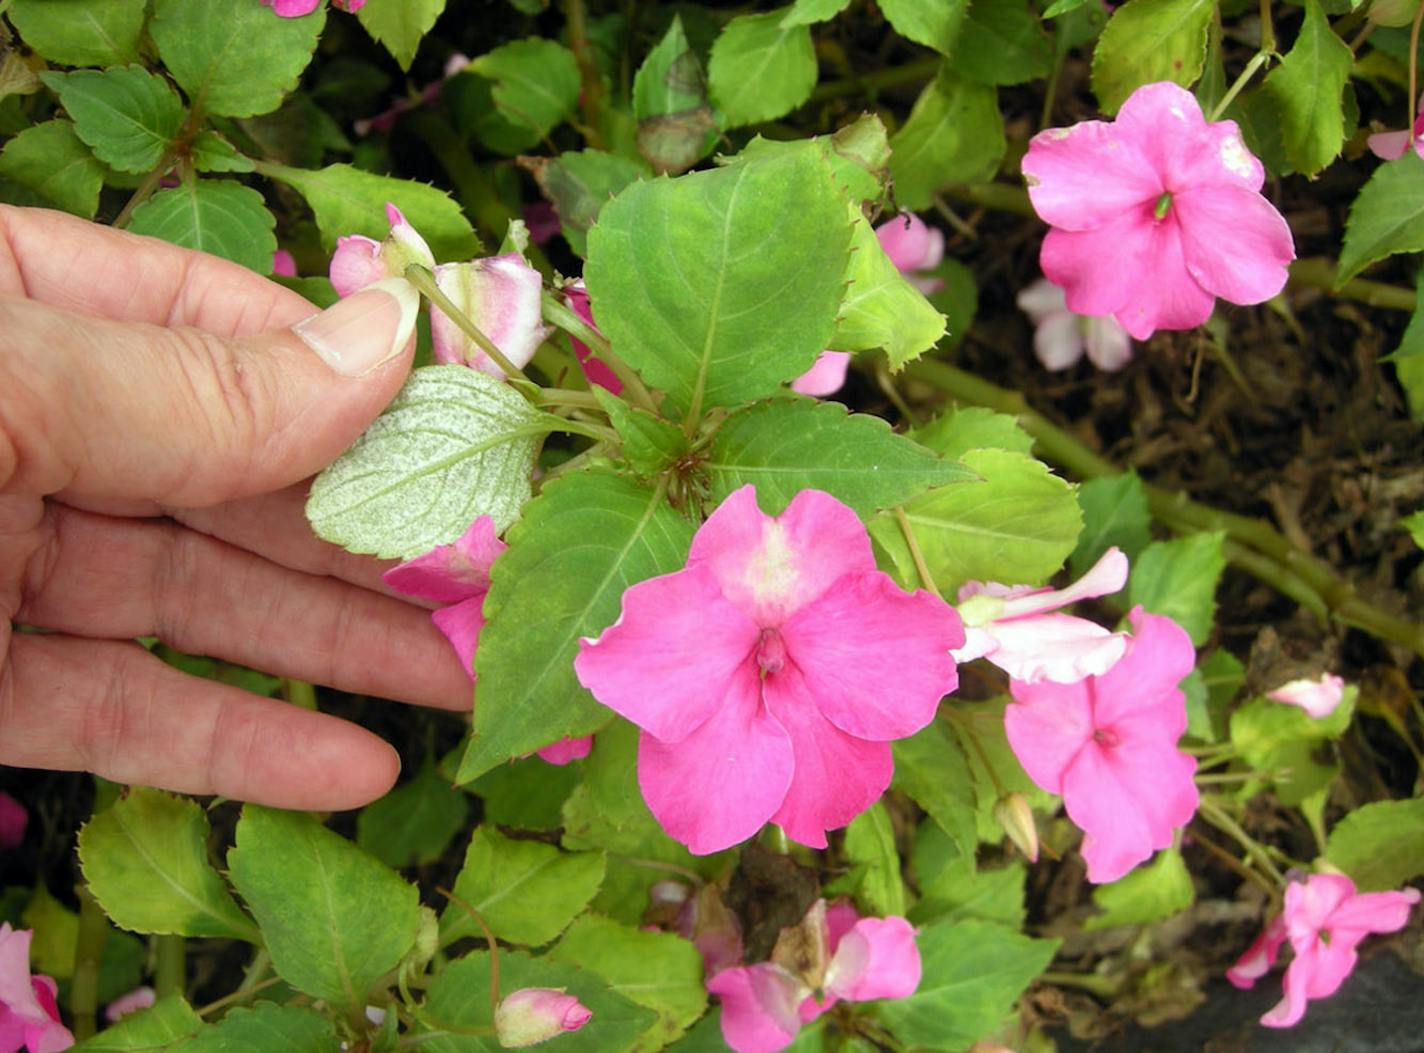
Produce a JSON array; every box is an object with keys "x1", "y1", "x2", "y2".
[
  {"x1": 126, "y1": 181, "x2": 277, "y2": 275},
  {"x1": 458, "y1": 471, "x2": 695, "y2": 780},
  {"x1": 171, "y1": 1005, "x2": 339, "y2": 1053},
  {"x1": 1127, "y1": 532, "x2": 1226, "y2": 647},
  {"x1": 1044, "y1": 0, "x2": 1096, "y2": 15},
  {"x1": 264, "y1": 162, "x2": 479, "y2": 261},
  {"x1": 72, "y1": 994, "x2": 204, "y2": 1051},
  {"x1": 549, "y1": 914, "x2": 707, "y2": 1051},
  {"x1": 227, "y1": 806, "x2": 422, "y2": 1010},
  {"x1": 306, "y1": 365, "x2": 545, "y2": 560},
  {"x1": 1263, "y1": 0, "x2": 1352, "y2": 176},
  {"x1": 595, "y1": 389, "x2": 688, "y2": 476},
  {"x1": 1229, "y1": 688, "x2": 1355, "y2": 805},
  {"x1": 1404, "y1": 510, "x2": 1424, "y2": 548},
  {"x1": 465, "y1": 753, "x2": 582, "y2": 831},
  {"x1": 705, "y1": 399, "x2": 969, "y2": 518},
  {"x1": 1086, "y1": 847, "x2": 1194, "y2": 930},
  {"x1": 632, "y1": 17, "x2": 717, "y2": 175},
  {"x1": 837, "y1": 801, "x2": 907, "y2": 917},
  {"x1": 1070, "y1": 471, "x2": 1153, "y2": 577},
  {"x1": 460, "y1": 39, "x2": 580, "y2": 154},
  {"x1": 78, "y1": 788, "x2": 257, "y2": 942},
  {"x1": 877, "y1": 0, "x2": 969, "y2": 54},
  {"x1": 782, "y1": 0, "x2": 853, "y2": 25},
  {"x1": 584, "y1": 143, "x2": 852, "y2": 417},
  {"x1": 708, "y1": 12, "x2": 817, "y2": 128},
  {"x1": 420, "y1": 950, "x2": 657, "y2": 1053},
  {"x1": 731, "y1": 118, "x2": 891, "y2": 205},
  {"x1": 1337, "y1": 153, "x2": 1424, "y2": 284},
  {"x1": 356, "y1": 760, "x2": 469, "y2": 870},
  {"x1": 888, "y1": 65, "x2": 1005, "y2": 211},
  {"x1": 953, "y1": 2, "x2": 1052, "y2": 86},
  {"x1": 22, "y1": 884, "x2": 78, "y2": 980},
  {"x1": 150, "y1": 0, "x2": 323, "y2": 119},
  {"x1": 356, "y1": 0, "x2": 447, "y2": 71},
  {"x1": 9, "y1": 0, "x2": 145, "y2": 66},
  {"x1": 870, "y1": 448, "x2": 1082, "y2": 596},
  {"x1": 40, "y1": 66, "x2": 183, "y2": 174},
  {"x1": 190, "y1": 130, "x2": 253, "y2": 174},
  {"x1": 524, "y1": 150, "x2": 645, "y2": 257},
  {"x1": 954, "y1": 699, "x2": 1058, "y2": 843},
  {"x1": 912, "y1": 833, "x2": 1025, "y2": 927},
  {"x1": 443, "y1": 826, "x2": 605, "y2": 947},
  {"x1": 1090, "y1": 0, "x2": 1215, "y2": 114},
  {"x1": 1326, "y1": 798, "x2": 1424, "y2": 891},
  {"x1": 910, "y1": 406, "x2": 1034, "y2": 460},
  {"x1": 876, "y1": 920, "x2": 1059, "y2": 1050},
  {"x1": 829, "y1": 208, "x2": 947, "y2": 366},
  {"x1": 0, "y1": 120, "x2": 105, "y2": 218},
  {"x1": 892, "y1": 720, "x2": 978, "y2": 856}
]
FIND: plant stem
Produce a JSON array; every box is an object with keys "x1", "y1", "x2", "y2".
[
  {"x1": 540, "y1": 292, "x2": 659, "y2": 413},
  {"x1": 198, "y1": 975, "x2": 284, "y2": 1017},
  {"x1": 436, "y1": 887, "x2": 501, "y2": 1015},
  {"x1": 69, "y1": 887, "x2": 108, "y2": 1041},
  {"x1": 402, "y1": 264, "x2": 531, "y2": 384},
  {"x1": 894, "y1": 506, "x2": 941, "y2": 599},
  {"x1": 809, "y1": 57, "x2": 940, "y2": 103},
  {"x1": 1198, "y1": 797, "x2": 1286, "y2": 887},
  {"x1": 155, "y1": 935, "x2": 186, "y2": 998},
  {"x1": 113, "y1": 164, "x2": 169, "y2": 229},
  {"x1": 283, "y1": 678, "x2": 317, "y2": 710},
  {"x1": 564, "y1": 0, "x2": 606, "y2": 148}
]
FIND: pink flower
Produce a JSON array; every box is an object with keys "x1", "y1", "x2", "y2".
[
  {"x1": 534, "y1": 736, "x2": 593, "y2": 765},
  {"x1": 789, "y1": 352, "x2": 852, "y2": 398},
  {"x1": 329, "y1": 203, "x2": 435, "y2": 298},
  {"x1": 430, "y1": 255, "x2": 550, "y2": 378},
  {"x1": 1266, "y1": 674, "x2": 1345, "y2": 719},
  {"x1": 1004, "y1": 607, "x2": 1198, "y2": 883},
  {"x1": 494, "y1": 988, "x2": 592, "y2": 1047},
  {"x1": 271, "y1": 250, "x2": 298, "y2": 278},
  {"x1": 707, "y1": 900, "x2": 920, "y2": 1053},
  {"x1": 523, "y1": 202, "x2": 561, "y2": 246},
  {"x1": 954, "y1": 548, "x2": 1129, "y2": 684},
  {"x1": 1227, "y1": 873, "x2": 1419, "y2": 1028},
  {"x1": 103, "y1": 987, "x2": 155, "y2": 1024},
  {"x1": 575, "y1": 486, "x2": 963, "y2": 854},
  {"x1": 1368, "y1": 95, "x2": 1424, "y2": 160},
  {"x1": 260, "y1": 0, "x2": 363, "y2": 16},
  {"x1": 1016, "y1": 277, "x2": 1133, "y2": 372},
  {"x1": 1022, "y1": 81, "x2": 1294, "y2": 341},
  {"x1": 0, "y1": 794, "x2": 26, "y2": 850},
  {"x1": 0, "y1": 925, "x2": 73, "y2": 1053},
  {"x1": 383, "y1": 516, "x2": 504, "y2": 677},
  {"x1": 562, "y1": 281, "x2": 621, "y2": 393}
]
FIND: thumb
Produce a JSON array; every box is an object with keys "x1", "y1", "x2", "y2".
[{"x1": 0, "y1": 277, "x2": 420, "y2": 507}]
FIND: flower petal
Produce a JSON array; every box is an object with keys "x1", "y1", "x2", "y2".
[
  {"x1": 1023, "y1": 120, "x2": 1161, "y2": 232},
  {"x1": 1116, "y1": 83, "x2": 1263, "y2": 192},
  {"x1": 997, "y1": 547, "x2": 1129, "y2": 620},
  {"x1": 967, "y1": 614, "x2": 1127, "y2": 684},
  {"x1": 431, "y1": 596, "x2": 485, "y2": 678},
  {"x1": 431, "y1": 255, "x2": 549, "y2": 375},
  {"x1": 1226, "y1": 913, "x2": 1288, "y2": 989},
  {"x1": 875, "y1": 213, "x2": 943, "y2": 272},
  {"x1": 1016, "y1": 278, "x2": 1069, "y2": 323},
  {"x1": 383, "y1": 516, "x2": 504, "y2": 603},
  {"x1": 1083, "y1": 316, "x2": 1133, "y2": 371},
  {"x1": 707, "y1": 965, "x2": 805, "y2": 1053},
  {"x1": 1033, "y1": 312, "x2": 1084, "y2": 371},
  {"x1": 535, "y1": 736, "x2": 593, "y2": 765},
  {"x1": 329, "y1": 235, "x2": 385, "y2": 297},
  {"x1": 791, "y1": 352, "x2": 850, "y2": 397},
  {"x1": 1175, "y1": 185, "x2": 1294, "y2": 307},
  {"x1": 1367, "y1": 129, "x2": 1413, "y2": 161},
  {"x1": 781, "y1": 572, "x2": 961, "y2": 740},
  {"x1": 1266, "y1": 674, "x2": 1345, "y2": 719},
  {"x1": 1004, "y1": 678, "x2": 1093, "y2": 794},
  {"x1": 0, "y1": 926, "x2": 46, "y2": 1026},
  {"x1": 824, "y1": 917, "x2": 921, "y2": 1003},
  {"x1": 1324, "y1": 887, "x2": 1420, "y2": 938},
  {"x1": 1091, "y1": 608, "x2": 1196, "y2": 731}
]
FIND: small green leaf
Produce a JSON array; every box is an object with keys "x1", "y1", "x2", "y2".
[
  {"x1": 227, "y1": 806, "x2": 422, "y2": 1010},
  {"x1": 524, "y1": 150, "x2": 645, "y2": 257},
  {"x1": 708, "y1": 12, "x2": 817, "y2": 128},
  {"x1": 1338, "y1": 153, "x2": 1424, "y2": 284},
  {"x1": 150, "y1": 0, "x2": 323, "y2": 119},
  {"x1": 356, "y1": 0, "x2": 448, "y2": 71},
  {"x1": 72, "y1": 994, "x2": 204, "y2": 1051},
  {"x1": 171, "y1": 1004, "x2": 340, "y2": 1053},
  {"x1": 1127, "y1": 532, "x2": 1226, "y2": 646},
  {"x1": 1043, "y1": 0, "x2": 1095, "y2": 16},
  {"x1": 632, "y1": 17, "x2": 717, "y2": 175},
  {"x1": 1070, "y1": 471, "x2": 1153, "y2": 577},
  {"x1": 0, "y1": 120, "x2": 105, "y2": 218},
  {"x1": 126, "y1": 180, "x2": 277, "y2": 275},
  {"x1": 594, "y1": 389, "x2": 687, "y2": 476},
  {"x1": 875, "y1": 919, "x2": 1059, "y2": 1050},
  {"x1": 549, "y1": 914, "x2": 707, "y2": 1051},
  {"x1": 953, "y1": 2, "x2": 1052, "y2": 86},
  {"x1": 443, "y1": 826, "x2": 605, "y2": 947},
  {"x1": 79, "y1": 788, "x2": 257, "y2": 942},
  {"x1": 265, "y1": 162, "x2": 479, "y2": 261},
  {"x1": 190, "y1": 130, "x2": 253, "y2": 174},
  {"x1": 837, "y1": 801, "x2": 907, "y2": 917},
  {"x1": 459, "y1": 472, "x2": 695, "y2": 780},
  {"x1": 22, "y1": 885, "x2": 77, "y2": 980},
  {"x1": 892, "y1": 720, "x2": 978, "y2": 856},
  {"x1": 1086, "y1": 847, "x2": 1194, "y2": 930},
  {"x1": 1403, "y1": 510, "x2": 1424, "y2": 548},
  {"x1": 912, "y1": 833, "x2": 1025, "y2": 927},
  {"x1": 356, "y1": 760, "x2": 469, "y2": 870},
  {"x1": 40, "y1": 66, "x2": 183, "y2": 174},
  {"x1": 466, "y1": 753, "x2": 582, "y2": 830},
  {"x1": 9, "y1": 0, "x2": 145, "y2": 66},
  {"x1": 1090, "y1": 0, "x2": 1215, "y2": 114},
  {"x1": 1229, "y1": 688, "x2": 1355, "y2": 805},
  {"x1": 876, "y1": 0, "x2": 969, "y2": 54},
  {"x1": 910, "y1": 406, "x2": 1034, "y2": 460},
  {"x1": 462, "y1": 39, "x2": 580, "y2": 154},
  {"x1": 781, "y1": 0, "x2": 853, "y2": 25},
  {"x1": 1326, "y1": 798, "x2": 1424, "y2": 891},
  {"x1": 1263, "y1": 0, "x2": 1353, "y2": 176},
  {"x1": 888, "y1": 65, "x2": 1005, "y2": 211},
  {"x1": 306, "y1": 366, "x2": 545, "y2": 559},
  {"x1": 706, "y1": 398, "x2": 969, "y2": 518}
]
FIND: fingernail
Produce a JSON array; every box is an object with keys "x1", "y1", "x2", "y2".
[{"x1": 294, "y1": 277, "x2": 419, "y2": 377}]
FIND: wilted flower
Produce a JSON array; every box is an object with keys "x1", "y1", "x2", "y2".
[
  {"x1": 0, "y1": 924, "x2": 73, "y2": 1053},
  {"x1": 430, "y1": 255, "x2": 551, "y2": 377},
  {"x1": 1266, "y1": 674, "x2": 1345, "y2": 719},
  {"x1": 494, "y1": 988, "x2": 592, "y2": 1047},
  {"x1": 329, "y1": 203, "x2": 435, "y2": 299},
  {"x1": 1016, "y1": 277, "x2": 1133, "y2": 372}
]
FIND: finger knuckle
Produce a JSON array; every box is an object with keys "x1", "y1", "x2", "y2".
[{"x1": 165, "y1": 328, "x2": 276, "y2": 485}]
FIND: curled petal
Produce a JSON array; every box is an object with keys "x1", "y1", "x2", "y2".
[
  {"x1": 430, "y1": 256, "x2": 550, "y2": 375},
  {"x1": 1266, "y1": 674, "x2": 1345, "y2": 719},
  {"x1": 329, "y1": 235, "x2": 385, "y2": 297},
  {"x1": 996, "y1": 547, "x2": 1129, "y2": 621},
  {"x1": 707, "y1": 965, "x2": 805, "y2": 1053},
  {"x1": 1227, "y1": 914, "x2": 1288, "y2": 989},
  {"x1": 962, "y1": 613, "x2": 1126, "y2": 684},
  {"x1": 431, "y1": 595, "x2": 485, "y2": 678},
  {"x1": 824, "y1": 917, "x2": 921, "y2": 1003}
]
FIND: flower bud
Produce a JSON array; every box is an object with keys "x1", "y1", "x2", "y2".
[
  {"x1": 430, "y1": 255, "x2": 549, "y2": 377},
  {"x1": 494, "y1": 988, "x2": 592, "y2": 1048},
  {"x1": 994, "y1": 793, "x2": 1039, "y2": 863}
]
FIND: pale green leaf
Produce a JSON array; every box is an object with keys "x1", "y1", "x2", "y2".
[
  {"x1": 78, "y1": 788, "x2": 257, "y2": 942},
  {"x1": 22, "y1": 885, "x2": 78, "y2": 980},
  {"x1": 708, "y1": 12, "x2": 817, "y2": 128},
  {"x1": 1229, "y1": 688, "x2": 1356, "y2": 805},
  {"x1": 1070, "y1": 471, "x2": 1153, "y2": 577},
  {"x1": 1086, "y1": 848, "x2": 1194, "y2": 930},
  {"x1": 9, "y1": 0, "x2": 145, "y2": 67},
  {"x1": 729, "y1": 118, "x2": 890, "y2": 205},
  {"x1": 1263, "y1": 0, "x2": 1353, "y2": 176},
  {"x1": 150, "y1": 0, "x2": 323, "y2": 118},
  {"x1": 72, "y1": 994, "x2": 204, "y2": 1051},
  {"x1": 1127, "y1": 532, "x2": 1226, "y2": 646},
  {"x1": 1338, "y1": 153, "x2": 1424, "y2": 284},
  {"x1": 356, "y1": 0, "x2": 447, "y2": 71},
  {"x1": 911, "y1": 831, "x2": 1025, "y2": 927},
  {"x1": 356, "y1": 760, "x2": 469, "y2": 870},
  {"x1": 40, "y1": 66, "x2": 183, "y2": 174},
  {"x1": 443, "y1": 826, "x2": 605, "y2": 947},
  {"x1": 1326, "y1": 798, "x2": 1424, "y2": 891},
  {"x1": 525, "y1": 150, "x2": 645, "y2": 257},
  {"x1": 892, "y1": 720, "x2": 978, "y2": 856},
  {"x1": 227, "y1": 806, "x2": 422, "y2": 1010},
  {"x1": 888, "y1": 65, "x2": 1005, "y2": 210},
  {"x1": 0, "y1": 120, "x2": 104, "y2": 218},
  {"x1": 1090, "y1": 0, "x2": 1215, "y2": 114},
  {"x1": 465, "y1": 39, "x2": 580, "y2": 154},
  {"x1": 306, "y1": 366, "x2": 545, "y2": 559},
  {"x1": 953, "y1": 2, "x2": 1052, "y2": 86},
  {"x1": 910, "y1": 406, "x2": 1034, "y2": 460},
  {"x1": 170, "y1": 1005, "x2": 339, "y2": 1053},
  {"x1": 781, "y1": 0, "x2": 853, "y2": 26},
  {"x1": 705, "y1": 398, "x2": 970, "y2": 518},
  {"x1": 127, "y1": 180, "x2": 276, "y2": 274},
  {"x1": 877, "y1": 0, "x2": 968, "y2": 54},
  {"x1": 459, "y1": 472, "x2": 694, "y2": 779}
]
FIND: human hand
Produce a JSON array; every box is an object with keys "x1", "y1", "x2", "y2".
[{"x1": 0, "y1": 205, "x2": 473, "y2": 810}]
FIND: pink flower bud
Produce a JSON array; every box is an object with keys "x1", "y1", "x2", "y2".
[
  {"x1": 494, "y1": 988, "x2": 592, "y2": 1047},
  {"x1": 328, "y1": 203, "x2": 435, "y2": 298},
  {"x1": 1266, "y1": 674, "x2": 1345, "y2": 719}
]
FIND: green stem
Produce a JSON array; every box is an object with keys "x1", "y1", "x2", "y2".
[
  {"x1": 1042, "y1": 971, "x2": 1120, "y2": 997},
  {"x1": 1198, "y1": 797, "x2": 1286, "y2": 887},
  {"x1": 564, "y1": 0, "x2": 606, "y2": 148},
  {"x1": 113, "y1": 164, "x2": 170, "y2": 229},
  {"x1": 403, "y1": 264, "x2": 530, "y2": 384},
  {"x1": 1209, "y1": 49, "x2": 1273, "y2": 121},
  {"x1": 894, "y1": 506, "x2": 941, "y2": 599},
  {"x1": 809, "y1": 58, "x2": 940, "y2": 103},
  {"x1": 540, "y1": 292, "x2": 659, "y2": 413},
  {"x1": 69, "y1": 887, "x2": 108, "y2": 1041},
  {"x1": 197, "y1": 975, "x2": 284, "y2": 1018},
  {"x1": 154, "y1": 935, "x2": 186, "y2": 998},
  {"x1": 436, "y1": 887, "x2": 501, "y2": 1015},
  {"x1": 283, "y1": 678, "x2": 317, "y2": 710}
]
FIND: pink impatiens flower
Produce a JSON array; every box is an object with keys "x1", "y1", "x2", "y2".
[
  {"x1": 1022, "y1": 81, "x2": 1295, "y2": 340},
  {"x1": 494, "y1": 988, "x2": 592, "y2": 1047},
  {"x1": 954, "y1": 547, "x2": 1130, "y2": 684},
  {"x1": 0, "y1": 925, "x2": 73, "y2": 1053},
  {"x1": 575, "y1": 486, "x2": 963, "y2": 854},
  {"x1": 1367, "y1": 95, "x2": 1424, "y2": 161},
  {"x1": 1227, "y1": 873, "x2": 1419, "y2": 1028},
  {"x1": 563, "y1": 281, "x2": 621, "y2": 393},
  {"x1": 260, "y1": 0, "x2": 364, "y2": 15},
  {"x1": 430, "y1": 255, "x2": 551, "y2": 377},
  {"x1": 1016, "y1": 277, "x2": 1133, "y2": 372},
  {"x1": 329, "y1": 203, "x2": 435, "y2": 298},
  {"x1": 1004, "y1": 607, "x2": 1198, "y2": 883},
  {"x1": 534, "y1": 736, "x2": 593, "y2": 766},
  {"x1": 1266, "y1": 673, "x2": 1346, "y2": 719}
]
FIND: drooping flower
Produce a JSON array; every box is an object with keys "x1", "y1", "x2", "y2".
[
  {"x1": 575, "y1": 486, "x2": 963, "y2": 854},
  {"x1": 1227, "y1": 873, "x2": 1419, "y2": 1028},
  {"x1": 0, "y1": 794, "x2": 26, "y2": 850},
  {"x1": 329, "y1": 203, "x2": 435, "y2": 298},
  {"x1": 1016, "y1": 277, "x2": 1133, "y2": 372},
  {"x1": 103, "y1": 987, "x2": 155, "y2": 1024},
  {"x1": 954, "y1": 548, "x2": 1130, "y2": 684},
  {"x1": 0, "y1": 925, "x2": 73, "y2": 1053},
  {"x1": 562, "y1": 281, "x2": 621, "y2": 393},
  {"x1": 383, "y1": 516, "x2": 504, "y2": 677},
  {"x1": 1266, "y1": 673, "x2": 1346, "y2": 719},
  {"x1": 430, "y1": 255, "x2": 550, "y2": 377},
  {"x1": 1022, "y1": 81, "x2": 1295, "y2": 341},
  {"x1": 494, "y1": 988, "x2": 592, "y2": 1047},
  {"x1": 1004, "y1": 607, "x2": 1198, "y2": 883},
  {"x1": 707, "y1": 900, "x2": 920, "y2": 1053},
  {"x1": 534, "y1": 737, "x2": 593, "y2": 766}
]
